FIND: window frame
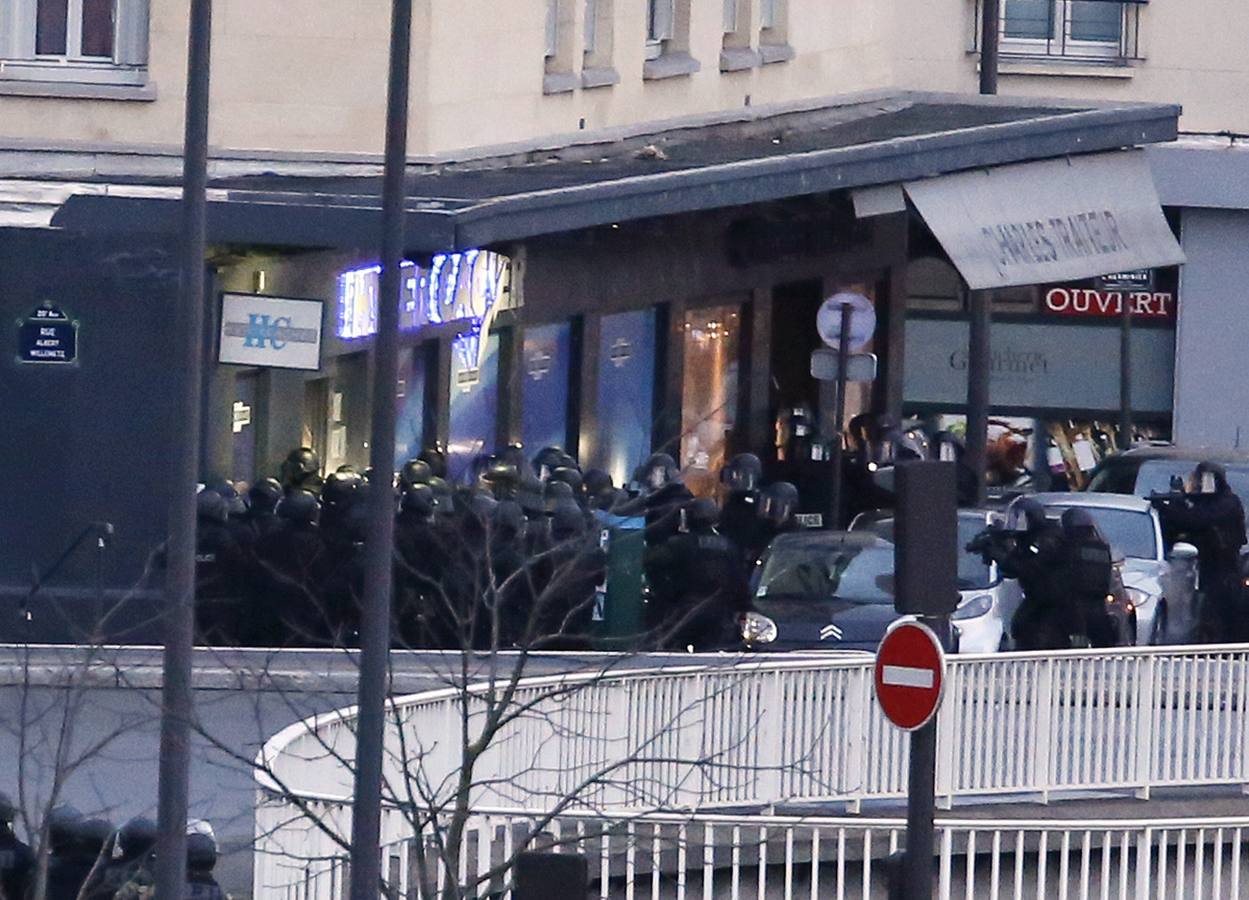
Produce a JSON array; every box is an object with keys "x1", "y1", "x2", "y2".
[
  {"x1": 646, "y1": 0, "x2": 674, "y2": 61},
  {"x1": 1000, "y1": 0, "x2": 1128, "y2": 61},
  {"x1": 0, "y1": 0, "x2": 148, "y2": 86}
]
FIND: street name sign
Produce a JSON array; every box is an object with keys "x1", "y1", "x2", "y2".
[
  {"x1": 874, "y1": 619, "x2": 946, "y2": 731},
  {"x1": 17, "y1": 304, "x2": 78, "y2": 365}
]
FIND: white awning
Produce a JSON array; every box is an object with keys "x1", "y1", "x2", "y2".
[{"x1": 904, "y1": 150, "x2": 1185, "y2": 290}]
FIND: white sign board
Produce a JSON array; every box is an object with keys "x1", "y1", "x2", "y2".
[
  {"x1": 219, "y1": 293, "x2": 324, "y2": 371},
  {"x1": 904, "y1": 150, "x2": 1186, "y2": 290},
  {"x1": 817, "y1": 292, "x2": 876, "y2": 351},
  {"x1": 811, "y1": 349, "x2": 877, "y2": 382}
]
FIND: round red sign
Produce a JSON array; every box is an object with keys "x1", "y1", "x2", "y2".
[{"x1": 874, "y1": 619, "x2": 946, "y2": 731}]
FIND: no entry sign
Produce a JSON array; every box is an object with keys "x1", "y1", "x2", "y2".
[{"x1": 874, "y1": 619, "x2": 946, "y2": 731}]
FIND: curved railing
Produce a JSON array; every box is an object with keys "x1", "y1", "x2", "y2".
[{"x1": 254, "y1": 644, "x2": 1249, "y2": 898}]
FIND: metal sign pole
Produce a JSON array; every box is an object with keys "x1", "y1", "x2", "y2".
[
  {"x1": 350, "y1": 2, "x2": 412, "y2": 899},
  {"x1": 966, "y1": 290, "x2": 991, "y2": 506},
  {"x1": 828, "y1": 302, "x2": 853, "y2": 529},
  {"x1": 1120, "y1": 296, "x2": 1133, "y2": 448},
  {"x1": 905, "y1": 707, "x2": 939, "y2": 898}
]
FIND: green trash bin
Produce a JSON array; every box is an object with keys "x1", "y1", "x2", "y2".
[{"x1": 592, "y1": 516, "x2": 647, "y2": 649}]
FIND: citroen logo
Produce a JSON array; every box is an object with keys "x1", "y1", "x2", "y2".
[{"x1": 820, "y1": 623, "x2": 844, "y2": 641}]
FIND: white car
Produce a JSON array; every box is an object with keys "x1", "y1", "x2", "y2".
[
  {"x1": 849, "y1": 509, "x2": 1025, "y2": 653},
  {"x1": 1034, "y1": 492, "x2": 1201, "y2": 645}
]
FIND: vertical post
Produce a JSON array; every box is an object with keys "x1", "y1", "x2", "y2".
[
  {"x1": 966, "y1": 290, "x2": 991, "y2": 506},
  {"x1": 351, "y1": 2, "x2": 412, "y2": 900},
  {"x1": 1120, "y1": 296, "x2": 1134, "y2": 449},
  {"x1": 828, "y1": 302, "x2": 852, "y2": 529},
  {"x1": 979, "y1": 0, "x2": 1000, "y2": 95},
  {"x1": 905, "y1": 709, "x2": 939, "y2": 899},
  {"x1": 154, "y1": 2, "x2": 212, "y2": 900}
]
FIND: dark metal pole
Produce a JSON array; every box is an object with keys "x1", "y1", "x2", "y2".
[
  {"x1": 980, "y1": 0, "x2": 1000, "y2": 95},
  {"x1": 155, "y1": 2, "x2": 212, "y2": 899},
  {"x1": 828, "y1": 302, "x2": 853, "y2": 529},
  {"x1": 1120, "y1": 296, "x2": 1133, "y2": 449},
  {"x1": 966, "y1": 290, "x2": 991, "y2": 507},
  {"x1": 904, "y1": 687, "x2": 939, "y2": 898},
  {"x1": 350, "y1": 1, "x2": 411, "y2": 898}
]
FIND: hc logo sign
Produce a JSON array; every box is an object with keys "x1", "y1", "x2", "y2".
[{"x1": 242, "y1": 314, "x2": 292, "y2": 350}]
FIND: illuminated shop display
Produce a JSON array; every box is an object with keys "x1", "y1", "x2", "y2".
[{"x1": 336, "y1": 251, "x2": 514, "y2": 365}]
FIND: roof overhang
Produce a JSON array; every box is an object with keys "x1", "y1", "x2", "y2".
[{"x1": 49, "y1": 91, "x2": 1182, "y2": 255}]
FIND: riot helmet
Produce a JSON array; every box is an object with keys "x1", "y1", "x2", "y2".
[
  {"x1": 47, "y1": 804, "x2": 82, "y2": 853},
  {"x1": 400, "y1": 484, "x2": 436, "y2": 518},
  {"x1": 1060, "y1": 507, "x2": 1105, "y2": 542},
  {"x1": 547, "y1": 466, "x2": 584, "y2": 496},
  {"x1": 532, "y1": 446, "x2": 567, "y2": 482},
  {"x1": 400, "y1": 459, "x2": 433, "y2": 491},
  {"x1": 187, "y1": 832, "x2": 218, "y2": 872},
  {"x1": 280, "y1": 447, "x2": 321, "y2": 489},
  {"x1": 248, "y1": 477, "x2": 283, "y2": 514},
  {"x1": 117, "y1": 816, "x2": 157, "y2": 860},
  {"x1": 417, "y1": 446, "x2": 449, "y2": 480},
  {"x1": 322, "y1": 470, "x2": 364, "y2": 509},
  {"x1": 335, "y1": 464, "x2": 358, "y2": 475},
  {"x1": 758, "y1": 482, "x2": 799, "y2": 527},
  {"x1": 550, "y1": 500, "x2": 586, "y2": 542},
  {"x1": 583, "y1": 469, "x2": 616, "y2": 509},
  {"x1": 686, "y1": 497, "x2": 720, "y2": 531},
  {"x1": 639, "y1": 453, "x2": 681, "y2": 492},
  {"x1": 1188, "y1": 461, "x2": 1228, "y2": 496},
  {"x1": 196, "y1": 489, "x2": 229, "y2": 524},
  {"x1": 720, "y1": 453, "x2": 763, "y2": 494},
  {"x1": 277, "y1": 490, "x2": 321, "y2": 526},
  {"x1": 480, "y1": 460, "x2": 521, "y2": 501},
  {"x1": 544, "y1": 479, "x2": 576, "y2": 512},
  {"x1": 1004, "y1": 496, "x2": 1048, "y2": 535},
  {"x1": 497, "y1": 443, "x2": 529, "y2": 473}
]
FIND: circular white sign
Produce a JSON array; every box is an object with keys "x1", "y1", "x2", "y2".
[{"x1": 817, "y1": 292, "x2": 876, "y2": 352}]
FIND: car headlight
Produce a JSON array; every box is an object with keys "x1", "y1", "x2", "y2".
[
  {"x1": 1122, "y1": 587, "x2": 1150, "y2": 614},
  {"x1": 740, "y1": 611, "x2": 778, "y2": 644},
  {"x1": 952, "y1": 594, "x2": 993, "y2": 621}
]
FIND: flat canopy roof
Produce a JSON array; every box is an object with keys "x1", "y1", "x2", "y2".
[{"x1": 51, "y1": 90, "x2": 1181, "y2": 254}]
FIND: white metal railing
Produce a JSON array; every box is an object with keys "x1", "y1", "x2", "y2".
[
  {"x1": 253, "y1": 645, "x2": 1249, "y2": 898},
  {"x1": 258, "y1": 808, "x2": 1249, "y2": 900}
]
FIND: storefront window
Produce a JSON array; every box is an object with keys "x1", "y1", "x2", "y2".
[
  {"x1": 522, "y1": 323, "x2": 572, "y2": 454},
  {"x1": 395, "y1": 345, "x2": 428, "y2": 470},
  {"x1": 597, "y1": 310, "x2": 656, "y2": 488},
  {"x1": 680, "y1": 305, "x2": 741, "y2": 497},
  {"x1": 448, "y1": 330, "x2": 501, "y2": 482}
]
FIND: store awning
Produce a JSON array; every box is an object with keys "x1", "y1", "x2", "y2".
[{"x1": 903, "y1": 150, "x2": 1185, "y2": 290}]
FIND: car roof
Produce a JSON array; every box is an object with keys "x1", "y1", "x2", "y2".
[
  {"x1": 770, "y1": 530, "x2": 889, "y2": 550},
  {"x1": 1110, "y1": 446, "x2": 1249, "y2": 466},
  {"x1": 1033, "y1": 491, "x2": 1153, "y2": 513}
]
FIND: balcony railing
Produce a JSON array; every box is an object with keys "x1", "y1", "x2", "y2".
[{"x1": 972, "y1": 0, "x2": 1147, "y2": 65}]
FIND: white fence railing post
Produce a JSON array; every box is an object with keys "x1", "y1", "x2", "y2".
[
  {"x1": 843, "y1": 664, "x2": 870, "y2": 813},
  {"x1": 1134, "y1": 654, "x2": 1158, "y2": 800},
  {"x1": 1033, "y1": 655, "x2": 1056, "y2": 804}
]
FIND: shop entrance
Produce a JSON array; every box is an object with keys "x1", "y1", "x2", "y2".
[
  {"x1": 302, "y1": 378, "x2": 329, "y2": 465},
  {"x1": 231, "y1": 372, "x2": 258, "y2": 483}
]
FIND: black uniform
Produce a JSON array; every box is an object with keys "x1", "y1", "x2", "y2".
[
  {"x1": 0, "y1": 827, "x2": 33, "y2": 900},
  {"x1": 1153, "y1": 465, "x2": 1247, "y2": 640},
  {"x1": 1059, "y1": 508, "x2": 1117, "y2": 647}
]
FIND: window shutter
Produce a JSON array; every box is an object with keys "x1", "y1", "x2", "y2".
[
  {"x1": 653, "y1": 0, "x2": 674, "y2": 41},
  {"x1": 583, "y1": 0, "x2": 596, "y2": 53},
  {"x1": 760, "y1": 0, "x2": 778, "y2": 30},
  {"x1": 115, "y1": 0, "x2": 149, "y2": 65},
  {"x1": 0, "y1": 0, "x2": 37, "y2": 60},
  {"x1": 723, "y1": 0, "x2": 737, "y2": 33},
  {"x1": 545, "y1": 0, "x2": 559, "y2": 57}
]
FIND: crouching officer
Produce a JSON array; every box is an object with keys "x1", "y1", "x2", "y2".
[{"x1": 1059, "y1": 508, "x2": 1117, "y2": 647}]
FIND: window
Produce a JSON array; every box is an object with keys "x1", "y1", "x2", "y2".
[
  {"x1": 643, "y1": 0, "x2": 698, "y2": 78},
  {"x1": 545, "y1": 0, "x2": 559, "y2": 59},
  {"x1": 646, "y1": 0, "x2": 674, "y2": 60},
  {"x1": 722, "y1": 0, "x2": 739, "y2": 33},
  {"x1": 0, "y1": 0, "x2": 149, "y2": 86},
  {"x1": 543, "y1": 0, "x2": 578, "y2": 94},
  {"x1": 758, "y1": 0, "x2": 793, "y2": 63},
  {"x1": 582, "y1": 0, "x2": 619, "y2": 88},
  {"x1": 996, "y1": 0, "x2": 1141, "y2": 61}
]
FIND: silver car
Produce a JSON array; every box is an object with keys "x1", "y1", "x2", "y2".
[
  {"x1": 849, "y1": 509, "x2": 1025, "y2": 653},
  {"x1": 1034, "y1": 492, "x2": 1201, "y2": 645}
]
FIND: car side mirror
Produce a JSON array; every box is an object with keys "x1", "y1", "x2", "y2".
[{"x1": 1169, "y1": 542, "x2": 1199, "y2": 563}]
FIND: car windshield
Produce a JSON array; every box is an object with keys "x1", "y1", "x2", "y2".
[
  {"x1": 1047, "y1": 505, "x2": 1157, "y2": 560},
  {"x1": 757, "y1": 542, "x2": 895, "y2": 604},
  {"x1": 860, "y1": 516, "x2": 995, "y2": 590},
  {"x1": 1087, "y1": 459, "x2": 1141, "y2": 494},
  {"x1": 1132, "y1": 460, "x2": 1249, "y2": 514}
]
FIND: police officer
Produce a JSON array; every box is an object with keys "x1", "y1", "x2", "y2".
[
  {"x1": 251, "y1": 490, "x2": 329, "y2": 646},
  {"x1": 1059, "y1": 508, "x2": 1117, "y2": 647},
  {"x1": 418, "y1": 445, "x2": 450, "y2": 481},
  {"x1": 0, "y1": 794, "x2": 32, "y2": 900},
  {"x1": 479, "y1": 459, "x2": 522, "y2": 502},
  {"x1": 531, "y1": 446, "x2": 568, "y2": 483},
  {"x1": 756, "y1": 482, "x2": 800, "y2": 555},
  {"x1": 245, "y1": 478, "x2": 285, "y2": 540},
  {"x1": 582, "y1": 469, "x2": 620, "y2": 513},
  {"x1": 638, "y1": 453, "x2": 693, "y2": 545},
  {"x1": 46, "y1": 805, "x2": 90, "y2": 900},
  {"x1": 969, "y1": 497, "x2": 1069, "y2": 650},
  {"x1": 525, "y1": 500, "x2": 604, "y2": 650},
  {"x1": 1152, "y1": 462, "x2": 1248, "y2": 641},
  {"x1": 718, "y1": 453, "x2": 764, "y2": 565},
  {"x1": 184, "y1": 832, "x2": 225, "y2": 900},
  {"x1": 399, "y1": 458, "x2": 433, "y2": 493},
  {"x1": 195, "y1": 490, "x2": 246, "y2": 645}
]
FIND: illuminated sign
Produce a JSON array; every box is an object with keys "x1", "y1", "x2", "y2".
[
  {"x1": 337, "y1": 251, "x2": 514, "y2": 368},
  {"x1": 1044, "y1": 287, "x2": 1174, "y2": 320},
  {"x1": 219, "y1": 293, "x2": 324, "y2": 371}
]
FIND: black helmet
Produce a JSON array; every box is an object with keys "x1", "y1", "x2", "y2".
[
  {"x1": 639, "y1": 453, "x2": 681, "y2": 492},
  {"x1": 1189, "y1": 461, "x2": 1229, "y2": 496},
  {"x1": 497, "y1": 444, "x2": 529, "y2": 473},
  {"x1": 399, "y1": 459, "x2": 433, "y2": 491},
  {"x1": 196, "y1": 489, "x2": 229, "y2": 524},
  {"x1": 322, "y1": 470, "x2": 364, "y2": 509},
  {"x1": 428, "y1": 477, "x2": 454, "y2": 518},
  {"x1": 335, "y1": 464, "x2": 358, "y2": 475},
  {"x1": 248, "y1": 477, "x2": 283, "y2": 514},
  {"x1": 209, "y1": 480, "x2": 247, "y2": 518},
  {"x1": 47, "y1": 805, "x2": 82, "y2": 853},
  {"x1": 758, "y1": 482, "x2": 799, "y2": 527},
  {"x1": 1004, "y1": 496, "x2": 1048, "y2": 534},
  {"x1": 543, "y1": 479, "x2": 575, "y2": 512},
  {"x1": 0, "y1": 793, "x2": 14, "y2": 823},
  {"x1": 77, "y1": 818, "x2": 112, "y2": 856},
  {"x1": 583, "y1": 468, "x2": 613, "y2": 498},
  {"x1": 550, "y1": 500, "x2": 586, "y2": 542},
  {"x1": 720, "y1": 453, "x2": 763, "y2": 493},
  {"x1": 280, "y1": 447, "x2": 321, "y2": 489},
  {"x1": 118, "y1": 816, "x2": 157, "y2": 860},
  {"x1": 418, "y1": 446, "x2": 449, "y2": 480},
  {"x1": 481, "y1": 460, "x2": 521, "y2": 500},
  {"x1": 1060, "y1": 507, "x2": 1104, "y2": 541},
  {"x1": 687, "y1": 497, "x2": 720, "y2": 530},
  {"x1": 532, "y1": 446, "x2": 567, "y2": 481},
  {"x1": 547, "y1": 466, "x2": 584, "y2": 496},
  {"x1": 400, "y1": 484, "x2": 435, "y2": 518},
  {"x1": 278, "y1": 490, "x2": 321, "y2": 526},
  {"x1": 187, "y1": 832, "x2": 218, "y2": 871}
]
